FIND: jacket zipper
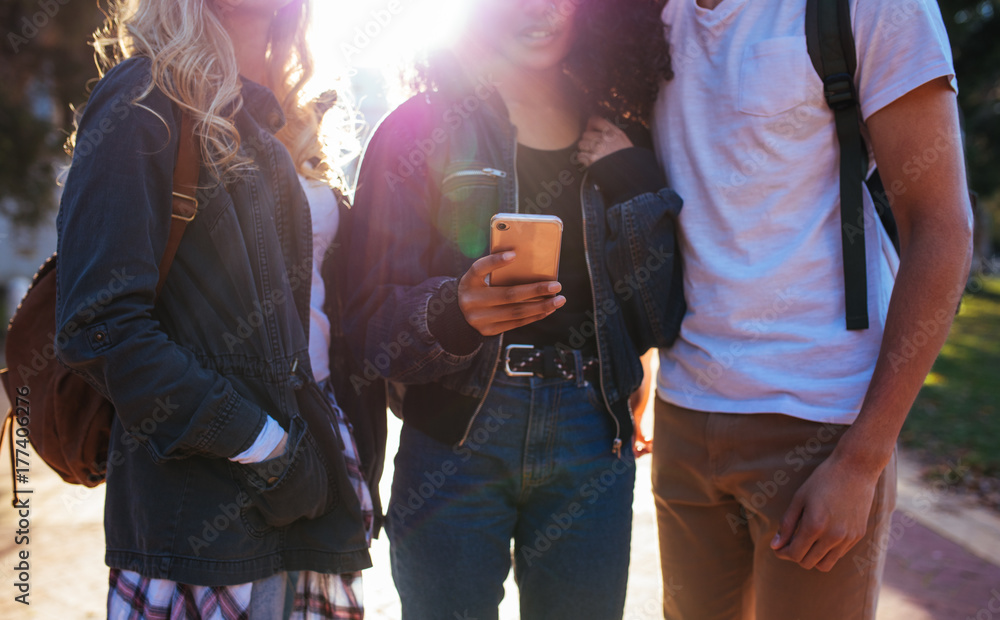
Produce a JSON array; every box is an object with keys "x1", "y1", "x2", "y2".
[
  {"x1": 441, "y1": 167, "x2": 508, "y2": 187},
  {"x1": 580, "y1": 173, "x2": 623, "y2": 458},
  {"x1": 457, "y1": 141, "x2": 519, "y2": 446}
]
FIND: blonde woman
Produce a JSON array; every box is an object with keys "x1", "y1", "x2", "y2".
[{"x1": 54, "y1": 0, "x2": 380, "y2": 617}]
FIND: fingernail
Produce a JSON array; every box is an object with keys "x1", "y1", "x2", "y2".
[
  {"x1": 502, "y1": 251, "x2": 515, "y2": 260},
  {"x1": 554, "y1": 296, "x2": 566, "y2": 307},
  {"x1": 770, "y1": 534, "x2": 781, "y2": 548},
  {"x1": 547, "y1": 283, "x2": 561, "y2": 293}
]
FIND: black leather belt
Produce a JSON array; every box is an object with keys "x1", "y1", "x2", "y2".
[{"x1": 503, "y1": 344, "x2": 599, "y2": 382}]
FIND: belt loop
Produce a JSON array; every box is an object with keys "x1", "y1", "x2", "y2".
[{"x1": 572, "y1": 349, "x2": 586, "y2": 388}]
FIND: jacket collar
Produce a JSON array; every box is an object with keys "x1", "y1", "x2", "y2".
[{"x1": 239, "y1": 76, "x2": 286, "y2": 135}]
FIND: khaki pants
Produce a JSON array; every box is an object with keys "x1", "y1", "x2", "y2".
[{"x1": 652, "y1": 398, "x2": 896, "y2": 620}]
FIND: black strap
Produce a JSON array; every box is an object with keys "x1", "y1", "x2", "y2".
[
  {"x1": 866, "y1": 172, "x2": 900, "y2": 254},
  {"x1": 806, "y1": 0, "x2": 869, "y2": 330}
]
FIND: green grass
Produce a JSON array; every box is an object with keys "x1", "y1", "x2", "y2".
[{"x1": 900, "y1": 275, "x2": 1000, "y2": 476}]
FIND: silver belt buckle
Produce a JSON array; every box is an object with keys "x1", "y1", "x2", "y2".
[{"x1": 504, "y1": 344, "x2": 536, "y2": 377}]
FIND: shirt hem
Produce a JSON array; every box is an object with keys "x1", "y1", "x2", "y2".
[
  {"x1": 656, "y1": 386, "x2": 860, "y2": 425},
  {"x1": 106, "y1": 548, "x2": 372, "y2": 587}
]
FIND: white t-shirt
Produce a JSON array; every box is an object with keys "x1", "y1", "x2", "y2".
[
  {"x1": 654, "y1": 0, "x2": 956, "y2": 424},
  {"x1": 300, "y1": 173, "x2": 340, "y2": 384}
]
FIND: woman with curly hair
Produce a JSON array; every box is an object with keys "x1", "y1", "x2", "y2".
[
  {"x1": 345, "y1": 1, "x2": 682, "y2": 618},
  {"x1": 54, "y1": 0, "x2": 381, "y2": 617}
]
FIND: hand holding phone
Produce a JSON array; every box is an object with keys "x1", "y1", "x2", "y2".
[
  {"x1": 456, "y1": 214, "x2": 566, "y2": 337},
  {"x1": 488, "y1": 214, "x2": 563, "y2": 286}
]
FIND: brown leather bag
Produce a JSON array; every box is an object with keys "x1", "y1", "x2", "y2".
[{"x1": 0, "y1": 114, "x2": 200, "y2": 494}]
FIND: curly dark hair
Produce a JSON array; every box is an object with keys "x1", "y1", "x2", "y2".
[
  {"x1": 415, "y1": 0, "x2": 672, "y2": 126},
  {"x1": 564, "y1": 0, "x2": 672, "y2": 124}
]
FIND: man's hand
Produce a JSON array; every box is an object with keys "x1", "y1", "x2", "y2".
[
  {"x1": 458, "y1": 252, "x2": 566, "y2": 337},
  {"x1": 767, "y1": 76, "x2": 972, "y2": 573},
  {"x1": 631, "y1": 402, "x2": 653, "y2": 457},
  {"x1": 577, "y1": 117, "x2": 633, "y2": 167},
  {"x1": 770, "y1": 454, "x2": 881, "y2": 571},
  {"x1": 630, "y1": 349, "x2": 656, "y2": 457}
]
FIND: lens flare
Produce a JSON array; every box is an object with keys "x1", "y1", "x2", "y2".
[{"x1": 310, "y1": 0, "x2": 472, "y2": 71}]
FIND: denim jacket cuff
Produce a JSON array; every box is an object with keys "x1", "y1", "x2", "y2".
[
  {"x1": 427, "y1": 279, "x2": 484, "y2": 357},
  {"x1": 210, "y1": 391, "x2": 268, "y2": 459}
]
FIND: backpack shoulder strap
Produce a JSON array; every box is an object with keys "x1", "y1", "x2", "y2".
[
  {"x1": 806, "y1": 0, "x2": 870, "y2": 330},
  {"x1": 156, "y1": 113, "x2": 201, "y2": 297}
]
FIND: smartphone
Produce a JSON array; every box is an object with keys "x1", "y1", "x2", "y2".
[{"x1": 489, "y1": 213, "x2": 563, "y2": 287}]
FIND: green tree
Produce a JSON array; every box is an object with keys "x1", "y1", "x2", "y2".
[
  {"x1": 0, "y1": 0, "x2": 105, "y2": 225},
  {"x1": 937, "y1": 1, "x2": 1000, "y2": 218}
]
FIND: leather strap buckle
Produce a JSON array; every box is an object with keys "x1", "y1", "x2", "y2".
[
  {"x1": 503, "y1": 344, "x2": 536, "y2": 377},
  {"x1": 171, "y1": 191, "x2": 198, "y2": 222}
]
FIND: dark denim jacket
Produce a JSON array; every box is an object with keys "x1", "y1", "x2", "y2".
[
  {"x1": 54, "y1": 57, "x2": 372, "y2": 585},
  {"x1": 345, "y1": 84, "x2": 684, "y2": 450}
]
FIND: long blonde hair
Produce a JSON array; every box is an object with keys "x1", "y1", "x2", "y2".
[{"x1": 72, "y1": 0, "x2": 343, "y2": 186}]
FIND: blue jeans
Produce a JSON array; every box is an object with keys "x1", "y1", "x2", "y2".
[{"x1": 386, "y1": 372, "x2": 636, "y2": 620}]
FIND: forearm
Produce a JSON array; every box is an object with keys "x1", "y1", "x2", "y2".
[
  {"x1": 834, "y1": 216, "x2": 972, "y2": 473},
  {"x1": 351, "y1": 277, "x2": 485, "y2": 384},
  {"x1": 604, "y1": 187, "x2": 685, "y2": 351}
]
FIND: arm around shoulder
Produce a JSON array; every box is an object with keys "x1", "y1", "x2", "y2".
[{"x1": 601, "y1": 170, "x2": 686, "y2": 352}]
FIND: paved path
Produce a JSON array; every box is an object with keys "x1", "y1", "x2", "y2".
[{"x1": 0, "y1": 388, "x2": 997, "y2": 619}]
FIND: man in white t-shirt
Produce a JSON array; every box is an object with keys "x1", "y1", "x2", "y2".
[{"x1": 650, "y1": 0, "x2": 973, "y2": 617}]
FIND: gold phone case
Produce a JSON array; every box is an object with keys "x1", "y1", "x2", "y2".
[{"x1": 489, "y1": 214, "x2": 563, "y2": 286}]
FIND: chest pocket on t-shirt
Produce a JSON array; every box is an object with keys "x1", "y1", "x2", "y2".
[{"x1": 739, "y1": 36, "x2": 811, "y2": 117}]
